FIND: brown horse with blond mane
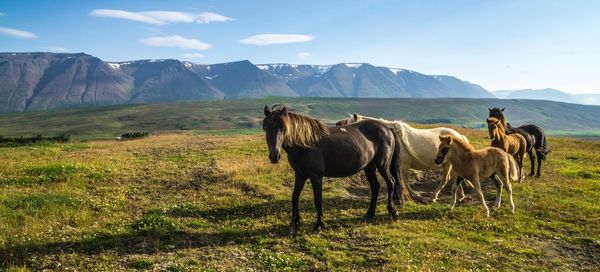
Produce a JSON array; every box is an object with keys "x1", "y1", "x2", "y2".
[
  {"x1": 487, "y1": 117, "x2": 526, "y2": 182},
  {"x1": 263, "y1": 105, "x2": 406, "y2": 232}
]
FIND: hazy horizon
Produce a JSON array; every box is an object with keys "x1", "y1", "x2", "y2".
[{"x1": 1, "y1": 0, "x2": 599, "y2": 94}]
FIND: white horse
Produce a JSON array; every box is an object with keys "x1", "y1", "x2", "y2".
[{"x1": 338, "y1": 114, "x2": 471, "y2": 202}]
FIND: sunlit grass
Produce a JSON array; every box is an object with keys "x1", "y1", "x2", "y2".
[{"x1": 0, "y1": 130, "x2": 598, "y2": 271}]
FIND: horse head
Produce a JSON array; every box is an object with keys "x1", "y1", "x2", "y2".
[
  {"x1": 263, "y1": 105, "x2": 287, "y2": 163},
  {"x1": 335, "y1": 113, "x2": 363, "y2": 126},
  {"x1": 486, "y1": 117, "x2": 501, "y2": 141}
]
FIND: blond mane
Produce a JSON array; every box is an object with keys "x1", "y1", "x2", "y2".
[
  {"x1": 449, "y1": 134, "x2": 475, "y2": 152},
  {"x1": 279, "y1": 111, "x2": 330, "y2": 148}
]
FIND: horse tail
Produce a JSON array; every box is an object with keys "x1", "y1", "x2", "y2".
[
  {"x1": 507, "y1": 154, "x2": 519, "y2": 182},
  {"x1": 461, "y1": 134, "x2": 470, "y2": 145},
  {"x1": 390, "y1": 130, "x2": 411, "y2": 204},
  {"x1": 536, "y1": 133, "x2": 550, "y2": 160}
]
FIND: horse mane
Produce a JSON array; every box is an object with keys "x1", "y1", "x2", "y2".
[
  {"x1": 278, "y1": 111, "x2": 330, "y2": 148},
  {"x1": 449, "y1": 134, "x2": 475, "y2": 152}
]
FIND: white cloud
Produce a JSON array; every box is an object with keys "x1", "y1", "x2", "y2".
[
  {"x1": 0, "y1": 26, "x2": 37, "y2": 39},
  {"x1": 194, "y1": 12, "x2": 231, "y2": 24},
  {"x1": 90, "y1": 9, "x2": 232, "y2": 25},
  {"x1": 240, "y1": 34, "x2": 314, "y2": 46},
  {"x1": 297, "y1": 52, "x2": 312, "y2": 59},
  {"x1": 181, "y1": 53, "x2": 205, "y2": 59},
  {"x1": 0, "y1": 12, "x2": 5, "y2": 16},
  {"x1": 141, "y1": 35, "x2": 211, "y2": 50},
  {"x1": 42, "y1": 46, "x2": 70, "y2": 53}
]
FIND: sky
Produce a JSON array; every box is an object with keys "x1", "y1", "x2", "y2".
[{"x1": 0, "y1": 0, "x2": 599, "y2": 93}]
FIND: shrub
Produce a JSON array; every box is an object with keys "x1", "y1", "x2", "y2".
[
  {"x1": 120, "y1": 132, "x2": 149, "y2": 140},
  {"x1": 0, "y1": 134, "x2": 70, "y2": 147}
]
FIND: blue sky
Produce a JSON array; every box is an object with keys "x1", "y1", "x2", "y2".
[{"x1": 1, "y1": 0, "x2": 599, "y2": 93}]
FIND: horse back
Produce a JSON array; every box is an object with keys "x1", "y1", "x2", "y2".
[{"x1": 296, "y1": 120, "x2": 393, "y2": 177}]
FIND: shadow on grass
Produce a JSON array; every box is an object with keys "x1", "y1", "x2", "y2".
[{"x1": 0, "y1": 196, "x2": 404, "y2": 268}]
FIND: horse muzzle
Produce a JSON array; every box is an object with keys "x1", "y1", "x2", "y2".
[
  {"x1": 269, "y1": 152, "x2": 281, "y2": 164},
  {"x1": 434, "y1": 157, "x2": 444, "y2": 165}
]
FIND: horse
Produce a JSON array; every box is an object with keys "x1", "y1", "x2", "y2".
[
  {"x1": 435, "y1": 135, "x2": 518, "y2": 216},
  {"x1": 488, "y1": 108, "x2": 550, "y2": 177},
  {"x1": 486, "y1": 117, "x2": 526, "y2": 182},
  {"x1": 337, "y1": 113, "x2": 470, "y2": 203},
  {"x1": 263, "y1": 105, "x2": 404, "y2": 232}
]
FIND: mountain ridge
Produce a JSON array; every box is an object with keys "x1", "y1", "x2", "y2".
[
  {"x1": 494, "y1": 88, "x2": 600, "y2": 105},
  {"x1": 1, "y1": 52, "x2": 493, "y2": 113}
]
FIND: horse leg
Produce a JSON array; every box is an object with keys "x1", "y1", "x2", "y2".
[
  {"x1": 377, "y1": 165, "x2": 398, "y2": 220},
  {"x1": 291, "y1": 172, "x2": 307, "y2": 232},
  {"x1": 472, "y1": 177, "x2": 490, "y2": 217},
  {"x1": 450, "y1": 178, "x2": 462, "y2": 210},
  {"x1": 457, "y1": 177, "x2": 467, "y2": 202},
  {"x1": 308, "y1": 175, "x2": 326, "y2": 231},
  {"x1": 500, "y1": 169, "x2": 515, "y2": 214},
  {"x1": 491, "y1": 174, "x2": 503, "y2": 209},
  {"x1": 431, "y1": 163, "x2": 451, "y2": 202},
  {"x1": 515, "y1": 153, "x2": 523, "y2": 182},
  {"x1": 364, "y1": 167, "x2": 380, "y2": 218},
  {"x1": 527, "y1": 149, "x2": 536, "y2": 176},
  {"x1": 402, "y1": 166, "x2": 425, "y2": 203},
  {"x1": 536, "y1": 151, "x2": 542, "y2": 177}
]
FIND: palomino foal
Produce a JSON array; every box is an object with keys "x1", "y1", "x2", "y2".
[{"x1": 435, "y1": 135, "x2": 517, "y2": 217}]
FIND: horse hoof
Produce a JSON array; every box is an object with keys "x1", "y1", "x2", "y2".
[
  {"x1": 388, "y1": 209, "x2": 399, "y2": 220},
  {"x1": 290, "y1": 219, "x2": 300, "y2": 233},
  {"x1": 313, "y1": 222, "x2": 326, "y2": 232}
]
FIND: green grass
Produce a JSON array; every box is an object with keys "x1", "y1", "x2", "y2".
[
  {"x1": 0, "y1": 130, "x2": 598, "y2": 271},
  {"x1": 1, "y1": 97, "x2": 600, "y2": 139}
]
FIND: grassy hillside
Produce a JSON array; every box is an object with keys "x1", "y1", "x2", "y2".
[
  {"x1": 1, "y1": 97, "x2": 600, "y2": 139},
  {"x1": 0, "y1": 127, "x2": 599, "y2": 270}
]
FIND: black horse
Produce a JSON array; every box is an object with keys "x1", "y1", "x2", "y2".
[
  {"x1": 488, "y1": 108, "x2": 550, "y2": 177},
  {"x1": 263, "y1": 105, "x2": 404, "y2": 232}
]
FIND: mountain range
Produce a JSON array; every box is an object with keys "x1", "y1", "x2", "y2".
[
  {"x1": 0, "y1": 52, "x2": 494, "y2": 113},
  {"x1": 493, "y1": 88, "x2": 600, "y2": 105}
]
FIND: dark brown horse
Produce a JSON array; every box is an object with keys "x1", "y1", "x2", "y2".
[
  {"x1": 263, "y1": 105, "x2": 403, "y2": 232},
  {"x1": 488, "y1": 108, "x2": 550, "y2": 177}
]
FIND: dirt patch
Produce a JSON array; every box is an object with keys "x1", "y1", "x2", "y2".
[{"x1": 343, "y1": 168, "x2": 501, "y2": 205}]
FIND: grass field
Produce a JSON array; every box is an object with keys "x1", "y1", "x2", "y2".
[{"x1": 0, "y1": 124, "x2": 598, "y2": 271}]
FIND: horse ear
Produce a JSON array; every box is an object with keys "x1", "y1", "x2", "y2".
[
  {"x1": 281, "y1": 107, "x2": 288, "y2": 115},
  {"x1": 488, "y1": 108, "x2": 492, "y2": 112},
  {"x1": 264, "y1": 105, "x2": 270, "y2": 116},
  {"x1": 501, "y1": 108, "x2": 505, "y2": 112},
  {"x1": 353, "y1": 113, "x2": 358, "y2": 120}
]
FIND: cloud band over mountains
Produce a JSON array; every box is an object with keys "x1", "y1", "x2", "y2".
[{"x1": 90, "y1": 9, "x2": 232, "y2": 25}]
